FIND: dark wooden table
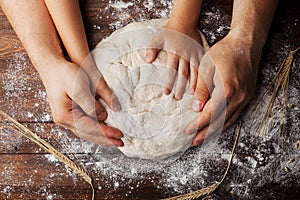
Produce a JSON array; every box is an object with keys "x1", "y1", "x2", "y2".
[{"x1": 0, "y1": 0, "x2": 299, "y2": 199}]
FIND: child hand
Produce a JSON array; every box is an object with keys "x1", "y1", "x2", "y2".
[
  {"x1": 145, "y1": 22, "x2": 205, "y2": 100},
  {"x1": 41, "y1": 60, "x2": 124, "y2": 147},
  {"x1": 185, "y1": 32, "x2": 260, "y2": 145}
]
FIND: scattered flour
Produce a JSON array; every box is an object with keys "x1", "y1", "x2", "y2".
[
  {"x1": 1, "y1": 1, "x2": 299, "y2": 199},
  {"x1": 96, "y1": 0, "x2": 173, "y2": 31}
]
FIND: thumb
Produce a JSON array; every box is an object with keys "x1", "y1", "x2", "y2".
[
  {"x1": 145, "y1": 48, "x2": 160, "y2": 63},
  {"x1": 145, "y1": 36, "x2": 163, "y2": 63},
  {"x1": 193, "y1": 54, "x2": 214, "y2": 112},
  {"x1": 71, "y1": 87, "x2": 108, "y2": 121},
  {"x1": 95, "y1": 76, "x2": 121, "y2": 112}
]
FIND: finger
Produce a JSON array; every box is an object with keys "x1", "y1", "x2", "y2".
[
  {"x1": 193, "y1": 54, "x2": 215, "y2": 112},
  {"x1": 188, "y1": 64, "x2": 198, "y2": 95},
  {"x1": 174, "y1": 58, "x2": 189, "y2": 100},
  {"x1": 72, "y1": 109, "x2": 123, "y2": 139},
  {"x1": 146, "y1": 35, "x2": 163, "y2": 63},
  {"x1": 185, "y1": 100, "x2": 215, "y2": 134},
  {"x1": 192, "y1": 109, "x2": 226, "y2": 146},
  {"x1": 96, "y1": 76, "x2": 121, "y2": 112},
  {"x1": 71, "y1": 111, "x2": 124, "y2": 146},
  {"x1": 222, "y1": 104, "x2": 246, "y2": 130},
  {"x1": 70, "y1": 86, "x2": 108, "y2": 121},
  {"x1": 80, "y1": 57, "x2": 122, "y2": 112},
  {"x1": 185, "y1": 85, "x2": 228, "y2": 134},
  {"x1": 98, "y1": 123, "x2": 123, "y2": 139},
  {"x1": 145, "y1": 48, "x2": 161, "y2": 63},
  {"x1": 193, "y1": 74, "x2": 210, "y2": 112},
  {"x1": 191, "y1": 102, "x2": 246, "y2": 146},
  {"x1": 164, "y1": 53, "x2": 179, "y2": 95}
]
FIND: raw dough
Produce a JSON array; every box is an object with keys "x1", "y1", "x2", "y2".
[{"x1": 92, "y1": 19, "x2": 207, "y2": 160}]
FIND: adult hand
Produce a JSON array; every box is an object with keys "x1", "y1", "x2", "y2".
[
  {"x1": 41, "y1": 60, "x2": 124, "y2": 147},
  {"x1": 145, "y1": 23, "x2": 205, "y2": 100},
  {"x1": 186, "y1": 32, "x2": 261, "y2": 145}
]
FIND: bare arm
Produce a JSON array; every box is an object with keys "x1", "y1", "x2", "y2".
[
  {"x1": 230, "y1": 0, "x2": 278, "y2": 49},
  {"x1": 43, "y1": 0, "x2": 88, "y2": 64},
  {"x1": 0, "y1": 0, "x2": 63, "y2": 72},
  {"x1": 43, "y1": 0, "x2": 120, "y2": 110},
  {"x1": 167, "y1": 0, "x2": 202, "y2": 34},
  {"x1": 0, "y1": 0, "x2": 123, "y2": 146}
]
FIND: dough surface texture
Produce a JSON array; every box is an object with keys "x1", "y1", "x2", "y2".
[{"x1": 92, "y1": 19, "x2": 206, "y2": 160}]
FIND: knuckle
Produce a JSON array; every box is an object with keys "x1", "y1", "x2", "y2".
[
  {"x1": 166, "y1": 67, "x2": 177, "y2": 78},
  {"x1": 168, "y1": 53, "x2": 178, "y2": 61},
  {"x1": 190, "y1": 64, "x2": 198, "y2": 73},
  {"x1": 201, "y1": 112, "x2": 211, "y2": 124},
  {"x1": 238, "y1": 91, "x2": 247, "y2": 104},
  {"x1": 180, "y1": 66, "x2": 189, "y2": 78},
  {"x1": 196, "y1": 88, "x2": 210, "y2": 100},
  {"x1": 224, "y1": 86, "x2": 235, "y2": 99},
  {"x1": 149, "y1": 39, "x2": 161, "y2": 49},
  {"x1": 198, "y1": 66, "x2": 209, "y2": 75}
]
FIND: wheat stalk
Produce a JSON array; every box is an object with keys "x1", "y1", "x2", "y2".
[
  {"x1": 256, "y1": 46, "x2": 300, "y2": 138},
  {"x1": 164, "y1": 121, "x2": 242, "y2": 200},
  {"x1": 165, "y1": 47, "x2": 299, "y2": 200},
  {"x1": 0, "y1": 109, "x2": 95, "y2": 200},
  {"x1": 0, "y1": 47, "x2": 298, "y2": 200}
]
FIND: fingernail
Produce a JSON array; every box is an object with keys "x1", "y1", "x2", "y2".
[
  {"x1": 192, "y1": 100, "x2": 203, "y2": 112},
  {"x1": 146, "y1": 55, "x2": 152, "y2": 63},
  {"x1": 164, "y1": 88, "x2": 171, "y2": 95},
  {"x1": 188, "y1": 88, "x2": 195, "y2": 95},
  {"x1": 97, "y1": 110, "x2": 107, "y2": 120},
  {"x1": 118, "y1": 141, "x2": 124, "y2": 147},
  {"x1": 112, "y1": 139, "x2": 124, "y2": 147},
  {"x1": 194, "y1": 140, "x2": 203, "y2": 146},
  {"x1": 185, "y1": 127, "x2": 195, "y2": 134},
  {"x1": 112, "y1": 95, "x2": 121, "y2": 111},
  {"x1": 174, "y1": 93, "x2": 183, "y2": 100},
  {"x1": 115, "y1": 132, "x2": 123, "y2": 139}
]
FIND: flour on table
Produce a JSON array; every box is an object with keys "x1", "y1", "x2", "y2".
[{"x1": 92, "y1": 19, "x2": 207, "y2": 160}]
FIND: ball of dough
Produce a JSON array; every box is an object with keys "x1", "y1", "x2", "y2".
[{"x1": 92, "y1": 19, "x2": 207, "y2": 160}]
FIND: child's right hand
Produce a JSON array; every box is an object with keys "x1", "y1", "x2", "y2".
[
  {"x1": 40, "y1": 60, "x2": 124, "y2": 147},
  {"x1": 145, "y1": 22, "x2": 206, "y2": 100}
]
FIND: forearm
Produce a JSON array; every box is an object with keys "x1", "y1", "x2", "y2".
[
  {"x1": 167, "y1": 0, "x2": 203, "y2": 32},
  {"x1": 230, "y1": 0, "x2": 278, "y2": 48},
  {"x1": 44, "y1": 0, "x2": 90, "y2": 66},
  {"x1": 0, "y1": 0, "x2": 64, "y2": 76}
]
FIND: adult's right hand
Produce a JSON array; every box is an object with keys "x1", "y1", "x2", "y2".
[
  {"x1": 185, "y1": 32, "x2": 260, "y2": 145},
  {"x1": 41, "y1": 60, "x2": 124, "y2": 147}
]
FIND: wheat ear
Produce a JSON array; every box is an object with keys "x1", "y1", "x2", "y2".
[
  {"x1": 256, "y1": 46, "x2": 300, "y2": 137},
  {"x1": 0, "y1": 109, "x2": 94, "y2": 200}
]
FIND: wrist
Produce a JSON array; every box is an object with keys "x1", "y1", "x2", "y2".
[
  {"x1": 228, "y1": 27, "x2": 266, "y2": 53},
  {"x1": 166, "y1": 19, "x2": 198, "y2": 35},
  {"x1": 168, "y1": 0, "x2": 202, "y2": 33},
  {"x1": 36, "y1": 57, "x2": 68, "y2": 80},
  {"x1": 231, "y1": 25, "x2": 268, "y2": 45},
  {"x1": 165, "y1": 21, "x2": 202, "y2": 46},
  {"x1": 224, "y1": 31, "x2": 263, "y2": 70}
]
